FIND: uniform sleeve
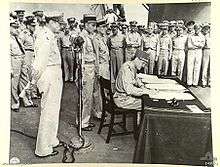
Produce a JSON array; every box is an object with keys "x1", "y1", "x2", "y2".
[
  {"x1": 121, "y1": 67, "x2": 144, "y2": 96},
  {"x1": 32, "y1": 34, "x2": 50, "y2": 83}
]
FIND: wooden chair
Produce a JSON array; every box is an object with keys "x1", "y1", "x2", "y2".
[{"x1": 97, "y1": 76, "x2": 141, "y2": 143}]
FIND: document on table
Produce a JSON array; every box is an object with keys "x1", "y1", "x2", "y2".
[
  {"x1": 137, "y1": 73, "x2": 178, "y2": 84},
  {"x1": 148, "y1": 91, "x2": 195, "y2": 100},
  {"x1": 144, "y1": 83, "x2": 187, "y2": 91},
  {"x1": 186, "y1": 105, "x2": 204, "y2": 113}
]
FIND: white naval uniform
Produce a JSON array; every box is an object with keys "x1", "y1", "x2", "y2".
[
  {"x1": 186, "y1": 33, "x2": 205, "y2": 86},
  {"x1": 33, "y1": 26, "x2": 63, "y2": 156}
]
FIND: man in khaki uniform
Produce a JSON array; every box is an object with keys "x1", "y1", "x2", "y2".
[
  {"x1": 76, "y1": 14, "x2": 102, "y2": 131},
  {"x1": 10, "y1": 16, "x2": 36, "y2": 112},
  {"x1": 157, "y1": 22, "x2": 172, "y2": 76},
  {"x1": 125, "y1": 21, "x2": 142, "y2": 62},
  {"x1": 94, "y1": 18, "x2": 110, "y2": 80},
  {"x1": 31, "y1": 12, "x2": 64, "y2": 157},
  {"x1": 201, "y1": 23, "x2": 211, "y2": 87},
  {"x1": 20, "y1": 16, "x2": 39, "y2": 99},
  {"x1": 59, "y1": 19, "x2": 74, "y2": 82},
  {"x1": 68, "y1": 17, "x2": 80, "y2": 81},
  {"x1": 114, "y1": 50, "x2": 157, "y2": 110},
  {"x1": 14, "y1": 10, "x2": 26, "y2": 33},
  {"x1": 142, "y1": 23, "x2": 160, "y2": 74},
  {"x1": 186, "y1": 23, "x2": 205, "y2": 87},
  {"x1": 169, "y1": 20, "x2": 177, "y2": 39},
  {"x1": 171, "y1": 25, "x2": 187, "y2": 80},
  {"x1": 107, "y1": 22, "x2": 125, "y2": 91}
]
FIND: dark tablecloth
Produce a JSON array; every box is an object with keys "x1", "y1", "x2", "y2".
[{"x1": 133, "y1": 77, "x2": 212, "y2": 165}]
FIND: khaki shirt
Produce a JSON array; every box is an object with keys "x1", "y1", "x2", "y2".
[
  {"x1": 19, "y1": 29, "x2": 35, "y2": 51},
  {"x1": 94, "y1": 34, "x2": 109, "y2": 64},
  {"x1": 187, "y1": 32, "x2": 205, "y2": 49},
  {"x1": 172, "y1": 34, "x2": 188, "y2": 50},
  {"x1": 10, "y1": 35, "x2": 25, "y2": 57},
  {"x1": 80, "y1": 29, "x2": 98, "y2": 64},
  {"x1": 126, "y1": 32, "x2": 142, "y2": 48},
  {"x1": 159, "y1": 33, "x2": 173, "y2": 58},
  {"x1": 33, "y1": 26, "x2": 61, "y2": 82},
  {"x1": 108, "y1": 33, "x2": 125, "y2": 49},
  {"x1": 142, "y1": 33, "x2": 160, "y2": 55},
  {"x1": 115, "y1": 61, "x2": 144, "y2": 96}
]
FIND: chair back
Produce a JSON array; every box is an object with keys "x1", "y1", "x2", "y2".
[{"x1": 99, "y1": 77, "x2": 115, "y2": 109}]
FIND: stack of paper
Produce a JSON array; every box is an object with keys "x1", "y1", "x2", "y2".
[
  {"x1": 186, "y1": 105, "x2": 204, "y2": 113},
  {"x1": 148, "y1": 91, "x2": 195, "y2": 100},
  {"x1": 145, "y1": 84, "x2": 187, "y2": 91}
]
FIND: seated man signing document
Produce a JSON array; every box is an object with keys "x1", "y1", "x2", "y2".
[{"x1": 113, "y1": 50, "x2": 157, "y2": 110}]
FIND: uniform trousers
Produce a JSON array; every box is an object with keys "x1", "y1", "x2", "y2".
[
  {"x1": 157, "y1": 50, "x2": 169, "y2": 75},
  {"x1": 187, "y1": 49, "x2": 203, "y2": 86},
  {"x1": 11, "y1": 55, "x2": 32, "y2": 109},
  {"x1": 110, "y1": 48, "x2": 124, "y2": 92},
  {"x1": 25, "y1": 50, "x2": 38, "y2": 97},
  {"x1": 202, "y1": 48, "x2": 210, "y2": 86},
  {"x1": 61, "y1": 48, "x2": 74, "y2": 81},
  {"x1": 78, "y1": 63, "x2": 102, "y2": 128},
  {"x1": 171, "y1": 49, "x2": 186, "y2": 80},
  {"x1": 143, "y1": 49, "x2": 156, "y2": 74},
  {"x1": 35, "y1": 65, "x2": 63, "y2": 156}
]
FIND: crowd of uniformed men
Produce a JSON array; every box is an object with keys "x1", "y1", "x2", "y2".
[{"x1": 10, "y1": 9, "x2": 210, "y2": 157}]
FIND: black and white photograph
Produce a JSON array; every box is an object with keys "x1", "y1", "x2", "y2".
[{"x1": 0, "y1": 1, "x2": 216, "y2": 166}]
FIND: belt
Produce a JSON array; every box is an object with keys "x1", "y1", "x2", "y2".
[
  {"x1": 84, "y1": 60, "x2": 95, "y2": 64},
  {"x1": 188, "y1": 48, "x2": 202, "y2": 50},
  {"x1": 111, "y1": 47, "x2": 123, "y2": 50},
  {"x1": 62, "y1": 46, "x2": 71, "y2": 49},
  {"x1": 173, "y1": 48, "x2": 184, "y2": 51},
  {"x1": 144, "y1": 47, "x2": 156, "y2": 51},
  {"x1": 25, "y1": 49, "x2": 34, "y2": 52},
  {"x1": 11, "y1": 54, "x2": 24, "y2": 58}
]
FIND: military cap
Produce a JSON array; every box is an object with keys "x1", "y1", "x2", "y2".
[
  {"x1": 67, "y1": 17, "x2": 76, "y2": 23},
  {"x1": 14, "y1": 10, "x2": 25, "y2": 16},
  {"x1": 96, "y1": 18, "x2": 107, "y2": 27},
  {"x1": 176, "y1": 20, "x2": 184, "y2": 25},
  {"x1": 121, "y1": 23, "x2": 128, "y2": 29},
  {"x1": 44, "y1": 12, "x2": 64, "y2": 24},
  {"x1": 135, "y1": 49, "x2": 150, "y2": 63},
  {"x1": 110, "y1": 22, "x2": 119, "y2": 28},
  {"x1": 25, "y1": 15, "x2": 35, "y2": 21},
  {"x1": 162, "y1": 20, "x2": 169, "y2": 25},
  {"x1": 32, "y1": 10, "x2": 44, "y2": 17},
  {"x1": 24, "y1": 15, "x2": 36, "y2": 26},
  {"x1": 158, "y1": 22, "x2": 169, "y2": 30},
  {"x1": 169, "y1": 20, "x2": 177, "y2": 27},
  {"x1": 186, "y1": 20, "x2": 195, "y2": 27},
  {"x1": 148, "y1": 21, "x2": 155, "y2": 27},
  {"x1": 129, "y1": 20, "x2": 138, "y2": 26},
  {"x1": 201, "y1": 22, "x2": 210, "y2": 29},
  {"x1": 194, "y1": 23, "x2": 202, "y2": 30},
  {"x1": 82, "y1": 14, "x2": 96, "y2": 23},
  {"x1": 175, "y1": 24, "x2": 186, "y2": 31},
  {"x1": 137, "y1": 25, "x2": 145, "y2": 30}
]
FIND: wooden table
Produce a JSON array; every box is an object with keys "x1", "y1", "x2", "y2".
[{"x1": 133, "y1": 77, "x2": 212, "y2": 165}]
